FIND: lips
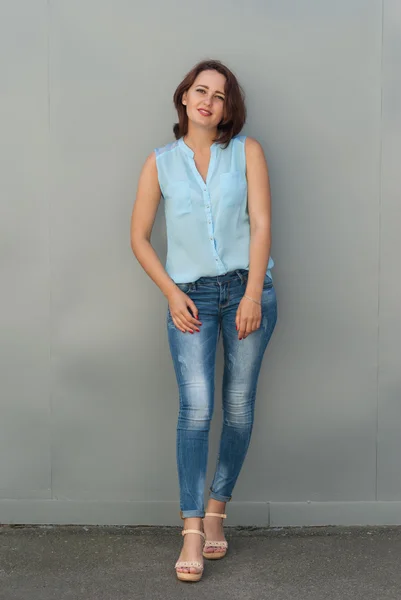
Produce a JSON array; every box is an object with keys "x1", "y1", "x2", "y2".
[{"x1": 198, "y1": 109, "x2": 212, "y2": 116}]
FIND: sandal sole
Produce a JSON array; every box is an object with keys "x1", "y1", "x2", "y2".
[
  {"x1": 176, "y1": 571, "x2": 203, "y2": 582},
  {"x1": 203, "y1": 550, "x2": 227, "y2": 560}
]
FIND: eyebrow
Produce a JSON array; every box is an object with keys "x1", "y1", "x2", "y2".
[{"x1": 196, "y1": 84, "x2": 225, "y2": 96}]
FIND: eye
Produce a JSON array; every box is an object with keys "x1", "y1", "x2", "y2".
[
  {"x1": 216, "y1": 96, "x2": 225, "y2": 101},
  {"x1": 196, "y1": 88, "x2": 206, "y2": 93}
]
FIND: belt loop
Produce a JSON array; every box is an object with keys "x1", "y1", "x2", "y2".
[{"x1": 235, "y1": 269, "x2": 244, "y2": 285}]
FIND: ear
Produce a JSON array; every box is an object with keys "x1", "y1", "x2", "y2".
[{"x1": 182, "y1": 91, "x2": 187, "y2": 106}]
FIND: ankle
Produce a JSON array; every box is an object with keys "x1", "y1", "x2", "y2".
[
  {"x1": 205, "y1": 499, "x2": 226, "y2": 515},
  {"x1": 183, "y1": 517, "x2": 204, "y2": 531}
]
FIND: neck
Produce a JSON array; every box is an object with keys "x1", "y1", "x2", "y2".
[{"x1": 184, "y1": 126, "x2": 219, "y2": 152}]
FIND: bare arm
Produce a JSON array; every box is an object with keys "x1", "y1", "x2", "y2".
[
  {"x1": 130, "y1": 152, "x2": 202, "y2": 333},
  {"x1": 245, "y1": 136, "x2": 272, "y2": 300},
  {"x1": 130, "y1": 152, "x2": 177, "y2": 299},
  {"x1": 235, "y1": 137, "x2": 272, "y2": 339}
]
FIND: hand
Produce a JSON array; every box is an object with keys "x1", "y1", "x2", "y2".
[
  {"x1": 235, "y1": 296, "x2": 261, "y2": 340},
  {"x1": 168, "y1": 288, "x2": 202, "y2": 334}
]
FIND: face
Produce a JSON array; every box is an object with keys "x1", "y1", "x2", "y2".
[{"x1": 182, "y1": 70, "x2": 226, "y2": 131}]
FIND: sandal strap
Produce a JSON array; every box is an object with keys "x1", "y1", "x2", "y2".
[
  {"x1": 175, "y1": 560, "x2": 204, "y2": 571},
  {"x1": 205, "y1": 512, "x2": 227, "y2": 519},
  {"x1": 182, "y1": 529, "x2": 206, "y2": 540},
  {"x1": 204, "y1": 540, "x2": 228, "y2": 549}
]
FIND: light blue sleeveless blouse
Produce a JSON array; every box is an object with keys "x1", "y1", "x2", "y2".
[{"x1": 154, "y1": 135, "x2": 274, "y2": 284}]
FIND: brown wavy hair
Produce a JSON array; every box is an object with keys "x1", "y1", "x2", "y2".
[{"x1": 173, "y1": 59, "x2": 246, "y2": 148}]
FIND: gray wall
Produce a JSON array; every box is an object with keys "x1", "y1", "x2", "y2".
[{"x1": 1, "y1": 0, "x2": 400, "y2": 526}]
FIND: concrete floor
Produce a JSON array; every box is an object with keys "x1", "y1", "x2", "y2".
[{"x1": 0, "y1": 525, "x2": 400, "y2": 599}]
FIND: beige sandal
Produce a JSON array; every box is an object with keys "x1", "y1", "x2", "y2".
[
  {"x1": 175, "y1": 529, "x2": 206, "y2": 582},
  {"x1": 203, "y1": 512, "x2": 228, "y2": 560}
]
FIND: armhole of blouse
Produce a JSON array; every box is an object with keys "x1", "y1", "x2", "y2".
[
  {"x1": 153, "y1": 149, "x2": 165, "y2": 199},
  {"x1": 240, "y1": 135, "x2": 248, "y2": 176}
]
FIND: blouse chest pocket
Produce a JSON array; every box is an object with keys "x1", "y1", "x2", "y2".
[
  {"x1": 220, "y1": 171, "x2": 247, "y2": 206},
  {"x1": 164, "y1": 180, "x2": 192, "y2": 216}
]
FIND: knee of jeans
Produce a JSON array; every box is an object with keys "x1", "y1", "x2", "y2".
[
  {"x1": 178, "y1": 406, "x2": 212, "y2": 430},
  {"x1": 224, "y1": 413, "x2": 253, "y2": 427},
  {"x1": 223, "y1": 395, "x2": 255, "y2": 427}
]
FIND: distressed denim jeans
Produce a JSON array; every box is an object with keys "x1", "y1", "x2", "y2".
[{"x1": 167, "y1": 269, "x2": 277, "y2": 518}]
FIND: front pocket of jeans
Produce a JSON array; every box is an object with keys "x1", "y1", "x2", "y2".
[
  {"x1": 165, "y1": 180, "x2": 192, "y2": 215},
  {"x1": 263, "y1": 275, "x2": 273, "y2": 290},
  {"x1": 220, "y1": 171, "x2": 247, "y2": 206},
  {"x1": 176, "y1": 282, "x2": 191, "y2": 293}
]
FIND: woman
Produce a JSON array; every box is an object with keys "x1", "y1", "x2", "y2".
[{"x1": 130, "y1": 59, "x2": 277, "y2": 582}]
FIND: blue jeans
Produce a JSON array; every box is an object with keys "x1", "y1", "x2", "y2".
[{"x1": 167, "y1": 269, "x2": 277, "y2": 518}]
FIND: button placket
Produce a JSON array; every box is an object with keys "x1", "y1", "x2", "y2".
[
  {"x1": 203, "y1": 189, "x2": 225, "y2": 271},
  {"x1": 179, "y1": 138, "x2": 226, "y2": 273},
  {"x1": 205, "y1": 191, "x2": 216, "y2": 249}
]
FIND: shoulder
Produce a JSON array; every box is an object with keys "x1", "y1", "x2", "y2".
[
  {"x1": 142, "y1": 140, "x2": 180, "y2": 177},
  {"x1": 230, "y1": 135, "x2": 265, "y2": 159},
  {"x1": 244, "y1": 136, "x2": 265, "y2": 156},
  {"x1": 139, "y1": 150, "x2": 159, "y2": 182},
  {"x1": 141, "y1": 151, "x2": 157, "y2": 174},
  {"x1": 242, "y1": 138, "x2": 269, "y2": 184},
  {"x1": 244, "y1": 137, "x2": 268, "y2": 169},
  {"x1": 154, "y1": 139, "x2": 180, "y2": 160}
]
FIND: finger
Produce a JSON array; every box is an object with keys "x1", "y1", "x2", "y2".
[
  {"x1": 180, "y1": 313, "x2": 199, "y2": 333},
  {"x1": 244, "y1": 319, "x2": 259, "y2": 338},
  {"x1": 185, "y1": 311, "x2": 202, "y2": 328},
  {"x1": 238, "y1": 320, "x2": 247, "y2": 340},
  {"x1": 242, "y1": 322, "x2": 252, "y2": 339},
  {"x1": 186, "y1": 318, "x2": 200, "y2": 332},
  {"x1": 243, "y1": 327, "x2": 255, "y2": 339},
  {"x1": 246, "y1": 321, "x2": 254, "y2": 334},
  {"x1": 187, "y1": 300, "x2": 200, "y2": 322},
  {"x1": 175, "y1": 316, "x2": 194, "y2": 333},
  {"x1": 173, "y1": 318, "x2": 186, "y2": 333},
  {"x1": 235, "y1": 310, "x2": 240, "y2": 332}
]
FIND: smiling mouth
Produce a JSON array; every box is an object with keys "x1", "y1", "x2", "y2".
[{"x1": 198, "y1": 109, "x2": 212, "y2": 116}]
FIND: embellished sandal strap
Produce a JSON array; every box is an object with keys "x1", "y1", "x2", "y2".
[
  {"x1": 175, "y1": 560, "x2": 204, "y2": 571},
  {"x1": 182, "y1": 529, "x2": 206, "y2": 540},
  {"x1": 204, "y1": 540, "x2": 228, "y2": 549},
  {"x1": 205, "y1": 512, "x2": 227, "y2": 519}
]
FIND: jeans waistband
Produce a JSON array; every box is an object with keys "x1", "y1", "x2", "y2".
[{"x1": 194, "y1": 269, "x2": 248, "y2": 286}]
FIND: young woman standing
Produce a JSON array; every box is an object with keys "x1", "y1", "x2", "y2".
[{"x1": 131, "y1": 59, "x2": 277, "y2": 582}]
